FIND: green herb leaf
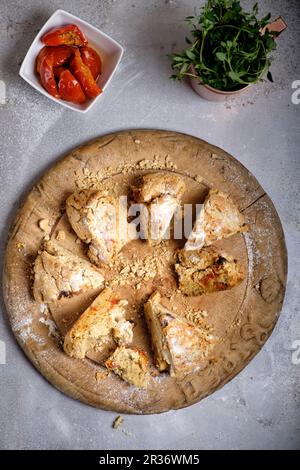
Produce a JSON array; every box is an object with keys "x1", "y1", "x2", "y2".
[
  {"x1": 228, "y1": 70, "x2": 241, "y2": 81},
  {"x1": 172, "y1": 56, "x2": 185, "y2": 62},
  {"x1": 186, "y1": 49, "x2": 196, "y2": 60},
  {"x1": 265, "y1": 36, "x2": 276, "y2": 50},
  {"x1": 216, "y1": 52, "x2": 227, "y2": 61},
  {"x1": 180, "y1": 63, "x2": 190, "y2": 75}
]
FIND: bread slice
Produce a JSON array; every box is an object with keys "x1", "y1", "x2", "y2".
[
  {"x1": 175, "y1": 247, "x2": 245, "y2": 296},
  {"x1": 63, "y1": 288, "x2": 133, "y2": 359},
  {"x1": 33, "y1": 240, "x2": 104, "y2": 303},
  {"x1": 66, "y1": 189, "x2": 128, "y2": 265},
  {"x1": 185, "y1": 189, "x2": 247, "y2": 250},
  {"x1": 105, "y1": 346, "x2": 149, "y2": 388},
  {"x1": 144, "y1": 292, "x2": 214, "y2": 377},
  {"x1": 131, "y1": 172, "x2": 185, "y2": 245}
]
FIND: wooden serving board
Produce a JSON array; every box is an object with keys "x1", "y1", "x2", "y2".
[{"x1": 3, "y1": 130, "x2": 287, "y2": 414}]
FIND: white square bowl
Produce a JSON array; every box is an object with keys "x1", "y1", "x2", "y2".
[{"x1": 19, "y1": 9, "x2": 124, "y2": 113}]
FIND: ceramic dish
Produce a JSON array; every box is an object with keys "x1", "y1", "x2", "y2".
[{"x1": 19, "y1": 9, "x2": 124, "y2": 113}]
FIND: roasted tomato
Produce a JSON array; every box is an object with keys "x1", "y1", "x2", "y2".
[
  {"x1": 41, "y1": 24, "x2": 87, "y2": 47},
  {"x1": 53, "y1": 65, "x2": 67, "y2": 79},
  {"x1": 36, "y1": 46, "x2": 73, "y2": 74},
  {"x1": 38, "y1": 47, "x2": 74, "y2": 98},
  {"x1": 36, "y1": 47, "x2": 48, "y2": 74},
  {"x1": 57, "y1": 69, "x2": 86, "y2": 103},
  {"x1": 80, "y1": 46, "x2": 102, "y2": 79},
  {"x1": 70, "y1": 49, "x2": 102, "y2": 98},
  {"x1": 39, "y1": 54, "x2": 60, "y2": 98}
]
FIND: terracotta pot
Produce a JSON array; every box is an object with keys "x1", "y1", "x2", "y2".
[
  {"x1": 189, "y1": 16, "x2": 287, "y2": 102},
  {"x1": 189, "y1": 65, "x2": 251, "y2": 101}
]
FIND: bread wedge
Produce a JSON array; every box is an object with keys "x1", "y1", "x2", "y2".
[
  {"x1": 144, "y1": 291, "x2": 214, "y2": 377},
  {"x1": 185, "y1": 189, "x2": 247, "y2": 250},
  {"x1": 33, "y1": 240, "x2": 104, "y2": 303},
  {"x1": 64, "y1": 288, "x2": 133, "y2": 359},
  {"x1": 175, "y1": 247, "x2": 245, "y2": 296},
  {"x1": 131, "y1": 172, "x2": 185, "y2": 245},
  {"x1": 66, "y1": 189, "x2": 128, "y2": 265},
  {"x1": 105, "y1": 346, "x2": 149, "y2": 388}
]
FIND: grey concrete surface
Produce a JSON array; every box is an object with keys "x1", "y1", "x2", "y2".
[{"x1": 0, "y1": 0, "x2": 299, "y2": 450}]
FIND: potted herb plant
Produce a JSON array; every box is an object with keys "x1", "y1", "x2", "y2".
[{"x1": 170, "y1": 0, "x2": 286, "y2": 101}]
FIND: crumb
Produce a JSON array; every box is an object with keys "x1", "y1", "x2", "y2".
[
  {"x1": 194, "y1": 175, "x2": 203, "y2": 183},
  {"x1": 95, "y1": 370, "x2": 109, "y2": 381},
  {"x1": 120, "y1": 266, "x2": 130, "y2": 275},
  {"x1": 134, "y1": 139, "x2": 141, "y2": 144},
  {"x1": 56, "y1": 230, "x2": 66, "y2": 241},
  {"x1": 74, "y1": 155, "x2": 179, "y2": 189},
  {"x1": 75, "y1": 237, "x2": 82, "y2": 244},
  {"x1": 38, "y1": 219, "x2": 50, "y2": 232},
  {"x1": 16, "y1": 242, "x2": 25, "y2": 252},
  {"x1": 109, "y1": 247, "x2": 169, "y2": 288},
  {"x1": 184, "y1": 308, "x2": 213, "y2": 332},
  {"x1": 112, "y1": 416, "x2": 124, "y2": 429},
  {"x1": 122, "y1": 429, "x2": 132, "y2": 437}
]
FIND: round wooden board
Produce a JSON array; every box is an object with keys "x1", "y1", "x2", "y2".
[{"x1": 3, "y1": 130, "x2": 287, "y2": 414}]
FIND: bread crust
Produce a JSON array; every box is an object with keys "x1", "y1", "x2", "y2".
[
  {"x1": 63, "y1": 288, "x2": 133, "y2": 359},
  {"x1": 131, "y1": 173, "x2": 185, "y2": 245},
  {"x1": 132, "y1": 172, "x2": 186, "y2": 203},
  {"x1": 66, "y1": 189, "x2": 128, "y2": 265},
  {"x1": 175, "y1": 247, "x2": 245, "y2": 296},
  {"x1": 144, "y1": 291, "x2": 214, "y2": 377},
  {"x1": 185, "y1": 189, "x2": 248, "y2": 250},
  {"x1": 33, "y1": 240, "x2": 104, "y2": 303}
]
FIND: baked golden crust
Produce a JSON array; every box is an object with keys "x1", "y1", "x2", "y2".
[
  {"x1": 63, "y1": 288, "x2": 133, "y2": 359},
  {"x1": 66, "y1": 189, "x2": 128, "y2": 265},
  {"x1": 144, "y1": 292, "x2": 214, "y2": 377},
  {"x1": 33, "y1": 240, "x2": 104, "y2": 303},
  {"x1": 185, "y1": 189, "x2": 248, "y2": 250},
  {"x1": 131, "y1": 172, "x2": 185, "y2": 245},
  {"x1": 105, "y1": 346, "x2": 149, "y2": 388},
  {"x1": 175, "y1": 247, "x2": 245, "y2": 296},
  {"x1": 132, "y1": 172, "x2": 186, "y2": 203}
]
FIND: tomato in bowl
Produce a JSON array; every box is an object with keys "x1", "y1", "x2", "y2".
[{"x1": 19, "y1": 9, "x2": 123, "y2": 113}]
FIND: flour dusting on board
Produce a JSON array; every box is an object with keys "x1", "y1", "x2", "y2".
[
  {"x1": 244, "y1": 232, "x2": 254, "y2": 280},
  {"x1": 10, "y1": 305, "x2": 45, "y2": 346}
]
